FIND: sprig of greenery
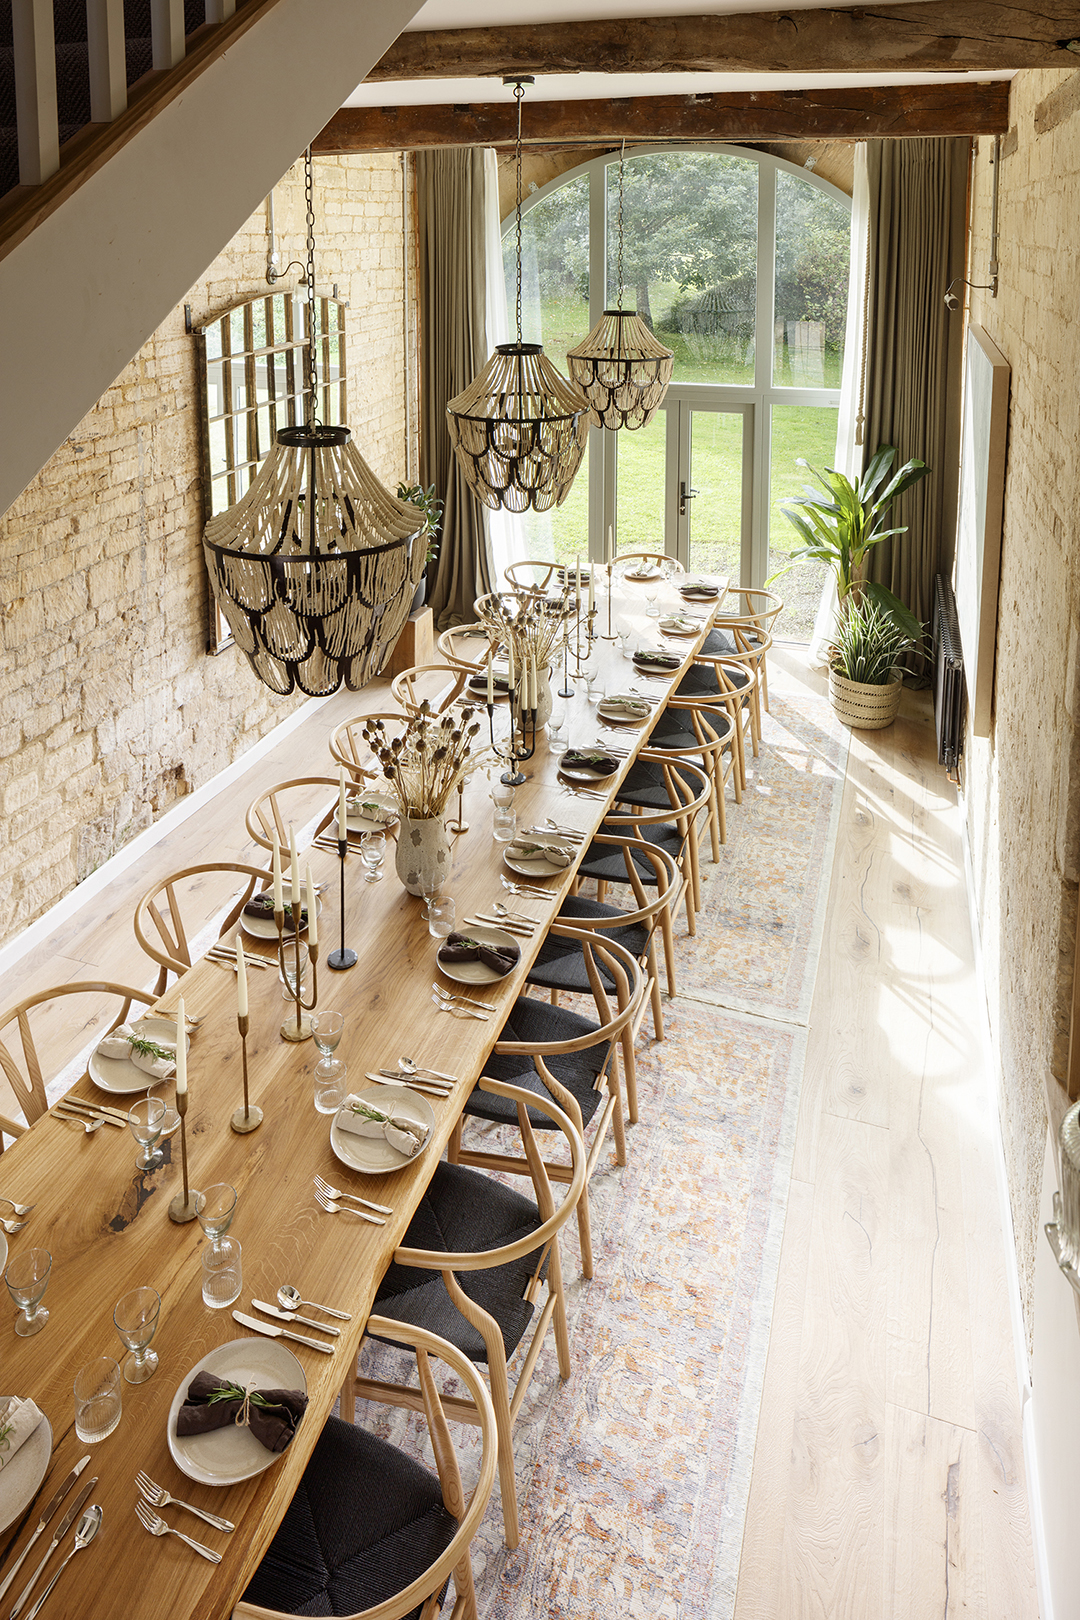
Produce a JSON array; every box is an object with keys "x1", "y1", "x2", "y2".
[
  {"x1": 127, "y1": 1035, "x2": 174, "y2": 1061},
  {"x1": 829, "y1": 595, "x2": 921, "y2": 685},
  {"x1": 205, "y1": 1381, "x2": 277, "y2": 1409}
]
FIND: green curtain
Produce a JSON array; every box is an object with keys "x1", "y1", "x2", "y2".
[
  {"x1": 415, "y1": 149, "x2": 494, "y2": 630},
  {"x1": 863, "y1": 137, "x2": 968, "y2": 671}
]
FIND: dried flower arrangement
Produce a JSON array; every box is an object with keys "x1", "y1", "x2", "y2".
[
  {"x1": 362, "y1": 703, "x2": 481, "y2": 819},
  {"x1": 474, "y1": 590, "x2": 575, "y2": 675}
]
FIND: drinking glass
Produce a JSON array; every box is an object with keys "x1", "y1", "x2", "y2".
[
  {"x1": 645, "y1": 587, "x2": 660, "y2": 618},
  {"x1": 310, "y1": 1011, "x2": 345, "y2": 1080},
  {"x1": 147, "y1": 1081, "x2": 179, "y2": 1137},
  {"x1": 492, "y1": 806, "x2": 516, "y2": 843},
  {"x1": 312, "y1": 1063, "x2": 346, "y2": 1115},
  {"x1": 196, "y1": 1183, "x2": 237, "y2": 1251},
  {"x1": 279, "y1": 940, "x2": 309, "y2": 1000},
  {"x1": 113, "y1": 1285, "x2": 160, "y2": 1384},
  {"x1": 490, "y1": 775, "x2": 514, "y2": 811},
  {"x1": 127, "y1": 1095, "x2": 166, "y2": 1170},
  {"x1": 426, "y1": 895, "x2": 456, "y2": 938},
  {"x1": 547, "y1": 699, "x2": 568, "y2": 748},
  {"x1": 201, "y1": 1237, "x2": 242, "y2": 1309},
  {"x1": 5, "y1": 1247, "x2": 51, "y2": 1337},
  {"x1": 360, "y1": 832, "x2": 385, "y2": 882},
  {"x1": 74, "y1": 1357, "x2": 122, "y2": 1442}
]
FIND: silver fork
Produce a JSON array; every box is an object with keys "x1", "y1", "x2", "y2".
[
  {"x1": 0, "y1": 1196, "x2": 34, "y2": 1215},
  {"x1": 134, "y1": 1500, "x2": 222, "y2": 1562},
  {"x1": 312, "y1": 1176, "x2": 392, "y2": 1216},
  {"x1": 313, "y1": 1187, "x2": 386, "y2": 1223},
  {"x1": 431, "y1": 996, "x2": 489, "y2": 1022},
  {"x1": 431, "y1": 983, "x2": 496, "y2": 1011},
  {"x1": 135, "y1": 1472, "x2": 234, "y2": 1533},
  {"x1": 501, "y1": 879, "x2": 556, "y2": 900},
  {"x1": 0, "y1": 1214, "x2": 27, "y2": 1233}
]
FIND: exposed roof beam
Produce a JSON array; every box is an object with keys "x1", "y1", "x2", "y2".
[
  {"x1": 316, "y1": 83, "x2": 1009, "y2": 151},
  {"x1": 364, "y1": 4, "x2": 1080, "y2": 77}
]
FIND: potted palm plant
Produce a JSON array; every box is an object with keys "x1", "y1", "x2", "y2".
[{"x1": 778, "y1": 443, "x2": 930, "y2": 727}]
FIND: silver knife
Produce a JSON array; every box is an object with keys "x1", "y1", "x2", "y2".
[
  {"x1": 54, "y1": 1104, "x2": 124, "y2": 1129},
  {"x1": 232, "y1": 1310, "x2": 334, "y2": 1354},
  {"x1": 251, "y1": 1299, "x2": 340, "y2": 1337},
  {"x1": 0, "y1": 1457, "x2": 91, "y2": 1606},
  {"x1": 57, "y1": 1097, "x2": 130, "y2": 1122},
  {"x1": 11, "y1": 1475, "x2": 97, "y2": 1620}
]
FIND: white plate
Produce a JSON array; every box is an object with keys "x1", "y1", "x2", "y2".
[
  {"x1": 623, "y1": 567, "x2": 664, "y2": 583},
  {"x1": 0, "y1": 1402, "x2": 52, "y2": 1534},
  {"x1": 632, "y1": 652, "x2": 681, "y2": 676},
  {"x1": 660, "y1": 617, "x2": 702, "y2": 637},
  {"x1": 167, "y1": 1339, "x2": 307, "y2": 1487},
  {"x1": 680, "y1": 584, "x2": 719, "y2": 601},
  {"x1": 558, "y1": 751, "x2": 618, "y2": 784},
  {"x1": 466, "y1": 674, "x2": 511, "y2": 702},
  {"x1": 503, "y1": 843, "x2": 574, "y2": 880},
  {"x1": 437, "y1": 922, "x2": 521, "y2": 984},
  {"x1": 345, "y1": 792, "x2": 399, "y2": 834},
  {"x1": 331, "y1": 1086, "x2": 436, "y2": 1176},
  {"x1": 240, "y1": 893, "x2": 322, "y2": 941},
  {"x1": 597, "y1": 696, "x2": 651, "y2": 727},
  {"x1": 87, "y1": 1018, "x2": 188, "y2": 1096}
]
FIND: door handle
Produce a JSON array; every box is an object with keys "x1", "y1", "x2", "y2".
[{"x1": 680, "y1": 482, "x2": 699, "y2": 516}]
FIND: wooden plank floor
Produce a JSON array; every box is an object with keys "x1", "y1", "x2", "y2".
[
  {"x1": 0, "y1": 653, "x2": 1041, "y2": 1616},
  {"x1": 733, "y1": 659, "x2": 1039, "y2": 1620}
]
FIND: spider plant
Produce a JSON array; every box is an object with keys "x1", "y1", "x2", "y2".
[{"x1": 830, "y1": 595, "x2": 920, "y2": 686}]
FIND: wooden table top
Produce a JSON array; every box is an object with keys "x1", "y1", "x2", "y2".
[{"x1": 0, "y1": 587, "x2": 719, "y2": 1620}]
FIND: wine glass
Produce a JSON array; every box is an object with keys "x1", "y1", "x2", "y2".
[
  {"x1": 113, "y1": 1285, "x2": 160, "y2": 1384},
  {"x1": 5, "y1": 1247, "x2": 51, "y2": 1337},
  {"x1": 196, "y1": 1183, "x2": 237, "y2": 1253},
  {"x1": 310, "y1": 1011, "x2": 345, "y2": 1081},
  {"x1": 360, "y1": 832, "x2": 385, "y2": 882},
  {"x1": 146, "y1": 1081, "x2": 179, "y2": 1137},
  {"x1": 279, "y1": 940, "x2": 310, "y2": 1000},
  {"x1": 127, "y1": 1095, "x2": 166, "y2": 1170}
]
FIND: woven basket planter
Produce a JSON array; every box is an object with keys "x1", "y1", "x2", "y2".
[{"x1": 828, "y1": 667, "x2": 903, "y2": 730}]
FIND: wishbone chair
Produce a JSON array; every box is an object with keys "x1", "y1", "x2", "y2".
[
  {"x1": 244, "y1": 777, "x2": 341, "y2": 853},
  {"x1": 388, "y1": 663, "x2": 469, "y2": 716},
  {"x1": 134, "y1": 862, "x2": 271, "y2": 993}
]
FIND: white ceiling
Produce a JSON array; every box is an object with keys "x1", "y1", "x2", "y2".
[{"x1": 345, "y1": 0, "x2": 1013, "y2": 106}]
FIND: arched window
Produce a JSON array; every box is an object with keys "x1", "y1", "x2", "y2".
[{"x1": 505, "y1": 147, "x2": 851, "y2": 641}]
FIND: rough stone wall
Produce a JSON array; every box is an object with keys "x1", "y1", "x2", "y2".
[
  {"x1": 962, "y1": 70, "x2": 1080, "y2": 1347},
  {"x1": 0, "y1": 151, "x2": 415, "y2": 944}
]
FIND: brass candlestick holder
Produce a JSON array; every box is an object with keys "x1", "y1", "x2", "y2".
[
  {"x1": 600, "y1": 562, "x2": 617, "y2": 640},
  {"x1": 167, "y1": 1090, "x2": 198, "y2": 1223},
  {"x1": 230, "y1": 1012, "x2": 262, "y2": 1133},
  {"x1": 447, "y1": 778, "x2": 469, "y2": 835},
  {"x1": 276, "y1": 904, "x2": 317, "y2": 1041},
  {"x1": 327, "y1": 838, "x2": 357, "y2": 971}
]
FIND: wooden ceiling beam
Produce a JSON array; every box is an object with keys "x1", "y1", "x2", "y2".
[
  {"x1": 315, "y1": 83, "x2": 1010, "y2": 152},
  {"x1": 364, "y1": 4, "x2": 1080, "y2": 78}
]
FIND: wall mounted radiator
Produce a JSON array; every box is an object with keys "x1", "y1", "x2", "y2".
[{"x1": 933, "y1": 573, "x2": 965, "y2": 779}]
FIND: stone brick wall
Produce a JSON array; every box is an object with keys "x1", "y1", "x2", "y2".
[
  {"x1": 963, "y1": 71, "x2": 1080, "y2": 1344},
  {"x1": 0, "y1": 152, "x2": 416, "y2": 944}
]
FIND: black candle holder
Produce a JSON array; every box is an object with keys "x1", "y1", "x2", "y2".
[
  {"x1": 488, "y1": 689, "x2": 537, "y2": 787},
  {"x1": 326, "y1": 837, "x2": 357, "y2": 970}
]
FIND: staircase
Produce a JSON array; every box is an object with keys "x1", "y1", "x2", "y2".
[{"x1": 0, "y1": 0, "x2": 421, "y2": 521}]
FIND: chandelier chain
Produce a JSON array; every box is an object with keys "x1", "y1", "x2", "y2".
[
  {"x1": 304, "y1": 146, "x2": 320, "y2": 428},
  {"x1": 514, "y1": 80, "x2": 525, "y2": 343}
]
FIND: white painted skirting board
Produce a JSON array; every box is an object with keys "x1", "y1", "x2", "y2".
[{"x1": 0, "y1": 692, "x2": 330, "y2": 983}]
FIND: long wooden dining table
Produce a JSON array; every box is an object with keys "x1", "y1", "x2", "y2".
[{"x1": 0, "y1": 583, "x2": 722, "y2": 1620}]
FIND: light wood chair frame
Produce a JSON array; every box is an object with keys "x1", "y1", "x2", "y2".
[
  {"x1": 716, "y1": 586, "x2": 784, "y2": 711},
  {"x1": 539, "y1": 834, "x2": 680, "y2": 1119},
  {"x1": 238, "y1": 1321, "x2": 497, "y2": 1620},
  {"x1": 0, "y1": 981, "x2": 159, "y2": 1144},
  {"x1": 503, "y1": 559, "x2": 561, "y2": 595},
  {"x1": 244, "y1": 777, "x2": 341, "y2": 853},
  {"x1": 588, "y1": 756, "x2": 713, "y2": 931},
  {"x1": 640, "y1": 692, "x2": 742, "y2": 857},
  {"x1": 329, "y1": 713, "x2": 409, "y2": 787},
  {"x1": 352, "y1": 1080, "x2": 585, "y2": 1550},
  {"x1": 688, "y1": 635, "x2": 772, "y2": 788},
  {"x1": 450, "y1": 929, "x2": 645, "y2": 1283},
  {"x1": 388, "y1": 663, "x2": 469, "y2": 717},
  {"x1": 435, "y1": 622, "x2": 491, "y2": 673},
  {"x1": 613, "y1": 551, "x2": 685, "y2": 575},
  {"x1": 134, "y1": 862, "x2": 271, "y2": 994}
]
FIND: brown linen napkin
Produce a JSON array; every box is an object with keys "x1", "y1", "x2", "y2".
[
  {"x1": 561, "y1": 749, "x2": 619, "y2": 776},
  {"x1": 438, "y1": 932, "x2": 521, "y2": 974},
  {"x1": 243, "y1": 892, "x2": 307, "y2": 927},
  {"x1": 176, "y1": 1371, "x2": 306, "y2": 1453},
  {"x1": 633, "y1": 650, "x2": 681, "y2": 670},
  {"x1": 681, "y1": 584, "x2": 719, "y2": 599}
]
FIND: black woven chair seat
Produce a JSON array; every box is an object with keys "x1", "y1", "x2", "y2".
[
  {"x1": 613, "y1": 757, "x2": 716, "y2": 813},
  {"x1": 463, "y1": 994, "x2": 611, "y2": 1135},
  {"x1": 526, "y1": 895, "x2": 648, "y2": 994},
  {"x1": 697, "y1": 626, "x2": 737, "y2": 657},
  {"x1": 577, "y1": 822, "x2": 683, "y2": 888},
  {"x1": 676, "y1": 659, "x2": 751, "y2": 701},
  {"x1": 242, "y1": 1414, "x2": 456, "y2": 1619},
  {"x1": 371, "y1": 1160, "x2": 546, "y2": 1361}
]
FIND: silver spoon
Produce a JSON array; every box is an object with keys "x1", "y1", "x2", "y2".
[
  {"x1": 276, "y1": 1284, "x2": 352, "y2": 1322},
  {"x1": 398, "y1": 1057, "x2": 457, "y2": 1083},
  {"x1": 58, "y1": 1110, "x2": 104, "y2": 1135},
  {"x1": 25, "y1": 1506, "x2": 102, "y2": 1620},
  {"x1": 489, "y1": 902, "x2": 536, "y2": 927}
]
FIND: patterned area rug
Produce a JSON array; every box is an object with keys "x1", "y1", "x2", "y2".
[{"x1": 351, "y1": 687, "x2": 848, "y2": 1619}]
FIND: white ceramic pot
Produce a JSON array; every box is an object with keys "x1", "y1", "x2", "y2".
[{"x1": 395, "y1": 816, "x2": 451, "y2": 897}]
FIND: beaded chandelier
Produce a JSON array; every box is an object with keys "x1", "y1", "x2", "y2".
[
  {"x1": 566, "y1": 145, "x2": 673, "y2": 432},
  {"x1": 446, "y1": 79, "x2": 589, "y2": 513},
  {"x1": 203, "y1": 150, "x2": 425, "y2": 697}
]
